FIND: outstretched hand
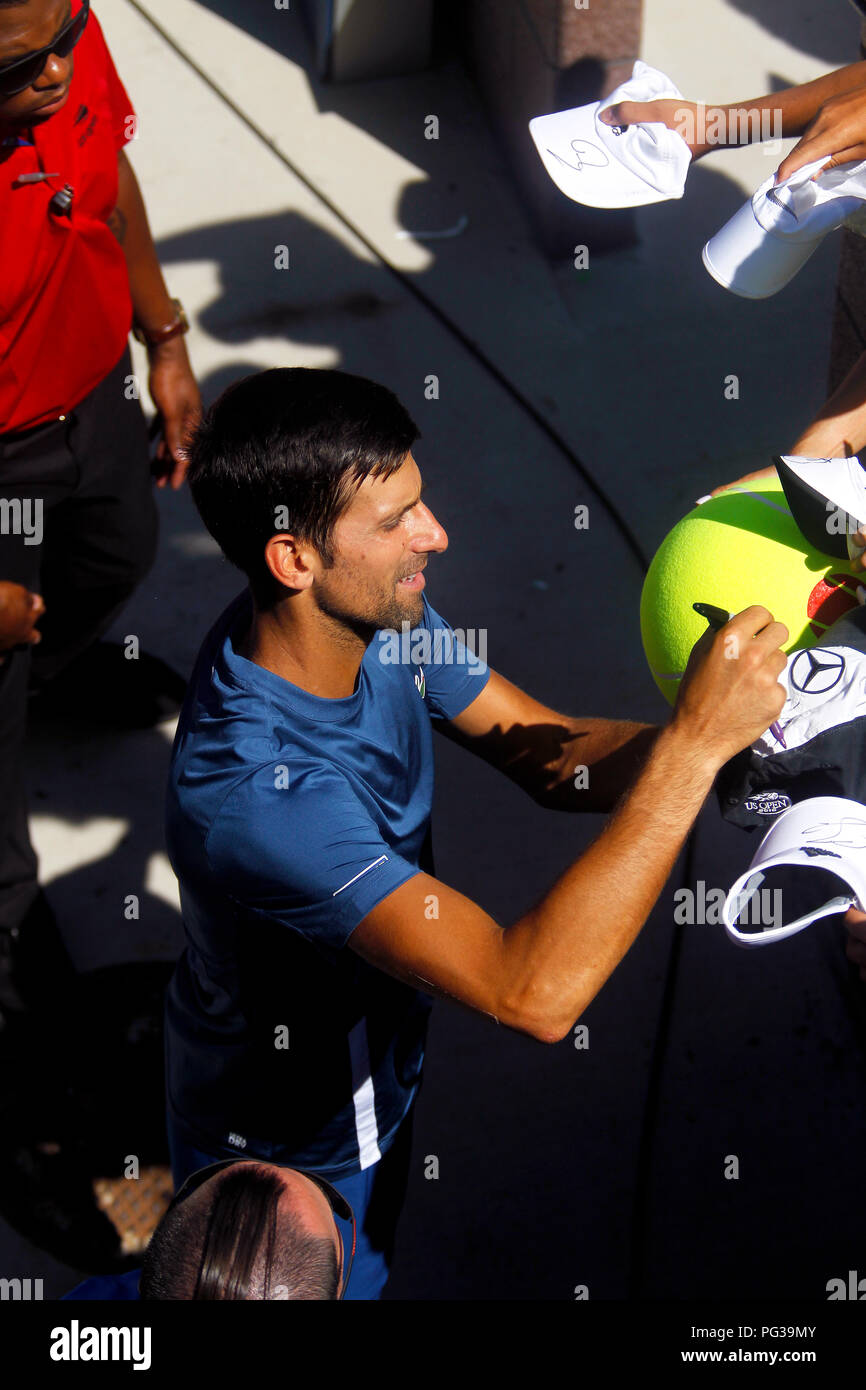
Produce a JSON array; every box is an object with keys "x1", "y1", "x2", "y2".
[
  {"x1": 599, "y1": 99, "x2": 707, "y2": 158},
  {"x1": 775, "y1": 85, "x2": 866, "y2": 183}
]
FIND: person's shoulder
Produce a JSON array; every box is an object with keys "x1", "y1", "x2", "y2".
[
  {"x1": 214, "y1": 757, "x2": 356, "y2": 822},
  {"x1": 203, "y1": 757, "x2": 364, "y2": 896},
  {"x1": 184, "y1": 592, "x2": 255, "y2": 704},
  {"x1": 170, "y1": 594, "x2": 277, "y2": 779},
  {"x1": 207, "y1": 720, "x2": 360, "y2": 822},
  {"x1": 81, "y1": 6, "x2": 116, "y2": 59},
  {"x1": 75, "y1": 5, "x2": 116, "y2": 78}
]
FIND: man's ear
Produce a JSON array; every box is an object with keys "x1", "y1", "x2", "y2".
[{"x1": 262, "y1": 533, "x2": 316, "y2": 593}]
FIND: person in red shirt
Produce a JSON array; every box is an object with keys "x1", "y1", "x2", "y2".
[{"x1": 0, "y1": 0, "x2": 201, "y2": 1016}]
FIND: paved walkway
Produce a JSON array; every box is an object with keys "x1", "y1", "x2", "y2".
[{"x1": 4, "y1": 0, "x2": 865, "y2": 1299}]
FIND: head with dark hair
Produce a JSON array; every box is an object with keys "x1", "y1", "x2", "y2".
[
  {"x1": 0, "y1": 1, "x2": 84, "y2": 129},
  {"x1": 186, "y1": 367, "x2": 448, "y2": 654},
  {"x1": 187, "y1": 367, "x2": 426, "y2": 606},
  {"x1": 139, "y1": 1162, "x2": 341, "y2": 1300}
]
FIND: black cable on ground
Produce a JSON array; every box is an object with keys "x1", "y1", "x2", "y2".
[
  {"x1": 125, "y1": 0, "x2": 693, "y2": 1300},
  {"x1": 626, "y1": 833, "x2": 694, "y2": 1299}
]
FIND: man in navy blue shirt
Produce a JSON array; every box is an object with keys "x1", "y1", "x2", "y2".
[{"x1": 166, "y1": 367, "x2": 790, "y2": 1299}]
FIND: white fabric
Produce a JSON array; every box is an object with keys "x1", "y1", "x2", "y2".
[
  {"x1": 754, "y1": 157, "x2": 866, "y2": 239},
  {"x1": 776, "y1": 454, "x2": 866, "y2": 540},
  {"x1": 347, "y1": 1018, "x2": 382, "y2": 1170},
  {"x1": 723, "y1": 797, "x2": 866, "y2": 947},
  {"x1": 704, "y1": 156, "x2": 866, "y2": 297},
  {"x1": 528, "y1": 60, "x2": 692, "y2": 209},
  {"x1": 753, "y1": 641, "x2": 866, "y2": 756}
]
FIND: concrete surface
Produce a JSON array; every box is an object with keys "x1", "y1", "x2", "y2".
[{"x1": 3, "y1": 0, "x2": 866, "y2": 1300}]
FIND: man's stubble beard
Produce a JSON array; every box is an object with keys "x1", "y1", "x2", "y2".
[{"x1": 315, "y1": 567, "x2": 424, "y2": 644}]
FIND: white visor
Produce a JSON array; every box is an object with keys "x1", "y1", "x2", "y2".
[
  {"x1": 703, "y1": 156, "x2": 866, "y2": 298},
  {"x1": 775, "y1": 454, "x2": 866, "y2": 560},
  {"x1": 528, "y1": 60, "x2": 691, "y2": 209},
  {"x1": 723, "y1": 797, "x2": 866, "y2": 947}
]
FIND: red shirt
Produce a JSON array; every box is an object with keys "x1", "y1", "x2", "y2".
[{"x1": 0, "y1": 4, "x2": 135, "y2": 433}]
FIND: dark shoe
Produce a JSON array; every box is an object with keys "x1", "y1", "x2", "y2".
[{"x1": 29, "y1": 642, "x2": 188, "y2": 729}]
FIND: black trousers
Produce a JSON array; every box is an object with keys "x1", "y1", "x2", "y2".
[{"x1": 0, "y1": 347, "x2": 158, "y2": 932}]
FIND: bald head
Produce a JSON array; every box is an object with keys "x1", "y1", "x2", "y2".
[{"x1": 140, "y1": 1162, "x2": 341, "y2": 1300}]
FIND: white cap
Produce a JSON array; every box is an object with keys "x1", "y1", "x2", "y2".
[
  {"x1": 703, "y1": 156, "x2": 866, "y2": 298},
  {"x1": 775, "y1": 453, "x2": 866, "y2": 561},
  {"x1": 528, "y1": 60, "x2": 691, "y2": 209},
  {"x1": 723, "y1": 797, "x2": 866, "y2": 947}
]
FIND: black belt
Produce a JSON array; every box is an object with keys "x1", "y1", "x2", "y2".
[{"x1": 0, "y1": 411, "x2": 74, "y2": 447}]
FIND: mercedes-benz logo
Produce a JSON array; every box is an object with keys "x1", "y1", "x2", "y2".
[{"x1": 790, "y1": 647, "x2": 846, "y2": 694}]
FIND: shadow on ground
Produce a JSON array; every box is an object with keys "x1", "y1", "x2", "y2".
[{"x1": 0, "y1": 962, "x2": 172, "y2": 1274}]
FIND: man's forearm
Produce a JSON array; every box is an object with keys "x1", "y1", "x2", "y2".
[
  {"x1": 114, "y1": 150, "x2": 176, "y2": 333},
  {"x1": 501, "y1": 723, "x2": 718, "y2": 1040},
  {"x1": 536, "y1": 718, "x2": 660, "y2": 813}
]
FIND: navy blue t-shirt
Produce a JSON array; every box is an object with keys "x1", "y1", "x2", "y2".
[
  {"x1": 63, "y1": 1269, "x2": 141, "y2": 1300},
  {"x1": 164, "y1": 590, "x2": 489, "y2": 1176}
]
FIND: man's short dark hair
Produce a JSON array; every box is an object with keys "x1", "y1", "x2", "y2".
[
  {"x1": 186, "y1": 367, "x2": 420, "y2": 607},
  {"x1": 139, "y1": 1164, "x2": 339, "y2": 1300}
]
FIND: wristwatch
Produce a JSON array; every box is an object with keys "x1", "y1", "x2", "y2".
[{"x1": 132, "y1": 297, "x2": 189, "y2": 348}]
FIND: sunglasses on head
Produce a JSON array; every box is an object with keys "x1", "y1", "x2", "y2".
[
  {"x1": 0, "y1": 0, "x2": 89, "y2": 99},
  {"x1": 170, "y1": 1158, "x2": 356, "y2": 1300}
]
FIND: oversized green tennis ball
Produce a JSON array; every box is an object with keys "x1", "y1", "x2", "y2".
[{"x1": 640, "y1": 482, "x2": 863, "y2": 705}]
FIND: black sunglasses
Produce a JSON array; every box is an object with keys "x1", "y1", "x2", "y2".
[
  {"x1": 169, "y1": 1158, "x2": 356, "y2": 1300},
  {"x1": 0, "y1": 0, "x2": 90, "y2": 99}
]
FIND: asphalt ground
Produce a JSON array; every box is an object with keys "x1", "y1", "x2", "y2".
[{"x1": 2, "y1": 0, "x2": 864, "y2": 1301}]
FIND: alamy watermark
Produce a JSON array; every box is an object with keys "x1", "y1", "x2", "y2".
[
  {"x1": 827, "y1": 1269, "x2": 866, "y2": 1299},
  {"x1": 377, "y1": 622, "x2": 487, "y2": 673},
  {"x1": 825, "y1": 499, "x2": 866, "y2": 539},
  {"x1": 50, "y1": 1323, "x2": 151, "y2": 1370},
  {"x1": 0, "y1": 498, "x2": 42, "y2": 546},
  {"x1": 674, "y1": 879, "x2": 782, "y2": 928},
  {"x1": 673, "y1": 105, "x2": 783, "y2": 154},
  {"x1": 0, "y1": 1277, "x2": 43, "y2": 1300}
]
